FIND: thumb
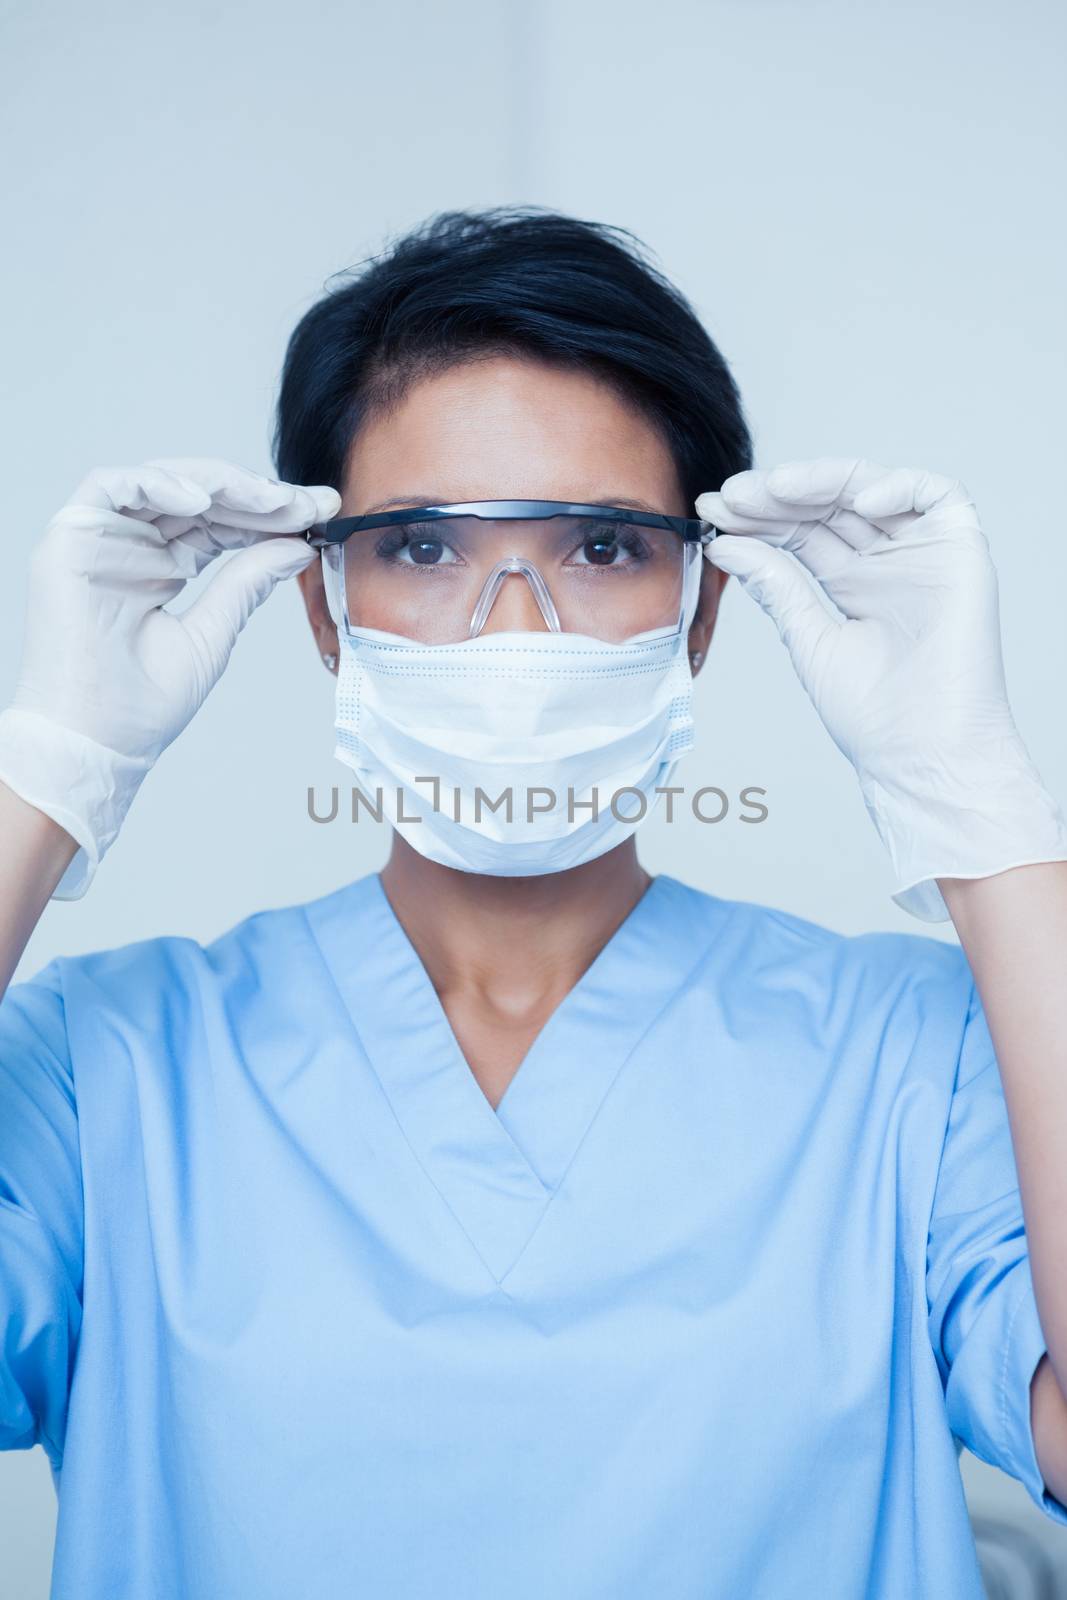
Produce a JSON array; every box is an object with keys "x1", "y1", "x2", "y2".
[
  {"x1": 706, "y1": 534, "x2": 839, "y2": 663},
  {"x1": 179, "y1": 535, "x2": 316, "y2": 675}
]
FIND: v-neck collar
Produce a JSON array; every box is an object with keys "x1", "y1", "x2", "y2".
[{"x1": 304, "y1": 871, "x2": 707, "y2": 1284}]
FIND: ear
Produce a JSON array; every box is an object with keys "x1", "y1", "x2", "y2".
[
  {"x1": 686, "y1": 557, "x2": 729, "y2": 676},
  {"x1": 297, "y1": 558, "x2": 340, "y2": 675}
]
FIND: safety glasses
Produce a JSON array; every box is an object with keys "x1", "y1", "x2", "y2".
[{"x1": 306, "y1": 500, "x2": 717, "y2": 645}]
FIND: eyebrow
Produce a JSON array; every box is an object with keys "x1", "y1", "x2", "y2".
[{"x1": 361, "y1": 494, "x2": 666, "y2": 515}]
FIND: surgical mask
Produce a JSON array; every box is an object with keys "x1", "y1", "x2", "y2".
[{"x1": 308, "y1": 501, "x2": 715, "y2": 875}]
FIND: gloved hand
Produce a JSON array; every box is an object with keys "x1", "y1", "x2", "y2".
[
  {"x1": 0, "y1": 457, "x2": 340, "y2": 899},
  {"x1": 696, "y1": 457, "x2": 1067, "y2": 921}
]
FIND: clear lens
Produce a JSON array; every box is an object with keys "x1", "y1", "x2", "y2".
[{"x1": 337, "y1": 514, "x2": 691, "y2": 643}]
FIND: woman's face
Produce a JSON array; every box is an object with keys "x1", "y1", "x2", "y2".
[{"x1": 298, "y1": 353, "x2": 728, "y2": 664}]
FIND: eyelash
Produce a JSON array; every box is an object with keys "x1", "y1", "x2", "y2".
[{"x1": 372, "y1": 526, "x2": 652, "y2": 568}]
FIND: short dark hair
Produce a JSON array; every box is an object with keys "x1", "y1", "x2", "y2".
[{"x1": 271, "y1": 206, "x2": 753, "y2": 509}]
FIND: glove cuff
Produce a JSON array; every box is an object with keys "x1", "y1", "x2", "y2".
[
  {"x1": 0, "y1": 707, "x2": 153, "y2": 900},
  {"x1": 860, "y1": 759, "x2": 1067, "y2": 922}
]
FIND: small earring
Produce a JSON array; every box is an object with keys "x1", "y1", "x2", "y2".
[
  {"x1": 322, "y1": 652, "x2": 338, "y2": 673},
  {"x1": 689, "y1": 649, "x2": 704, "y2": 670}
]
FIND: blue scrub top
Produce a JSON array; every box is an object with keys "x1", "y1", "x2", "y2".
[{"x1": 1, "y1": 872, "x2": 1064, "y2": 1598}]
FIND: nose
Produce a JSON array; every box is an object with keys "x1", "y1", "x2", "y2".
[
  {"x1": 469, "y1": 559, "x2": 561, "y2": 637},
  {"x1": 478, "y1": 570, "x2": 552, "y2": 635}
]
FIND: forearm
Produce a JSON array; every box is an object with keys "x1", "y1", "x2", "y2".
[
  {"x1": 939, "y1": 862, "x2": 1067, "y2": 1497},
  {"x1": 0, "y1": 780, "x2": 77, "y2": 999}
]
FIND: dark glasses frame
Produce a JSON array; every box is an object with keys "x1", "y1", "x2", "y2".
[{"x1": 304, "y1": 499, "x2": 717, "y2": 548}]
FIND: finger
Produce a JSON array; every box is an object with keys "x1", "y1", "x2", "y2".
[
  {"x1": 764, "y1": 459, "x2": 897, "y2": 553},
  {"x1": 696, "y1": 490, "x2": 806, "y2": 544},
  {"x1": 702, "y1": 468, "x2": 892, "y2": 555},
  {"x1": 61, "y1": 461, "x2": 310, "y2": 542},
  {"x1": 851, "y1": 466, "x2": 965, "y2": 520},
  {"x1": 154, "y1": 519, "x2": 285, "y2": 580},
  {"x1": 150, "y1": 497, "x2": 337, "y2": 552},
  {"x1": 178, "y1": 536, "x2": 317, "y2": 677},
  {"x1": 31, "y1": 510, "x2": 184, "y2": 628},
  {"x1": 697, "y1": 489, "x2": 883, "y2": 559},
  {"x1": 146, "y1": 458, "x2": 341, "y2": 529},
  {"x1": 764, "y1": 457, "x2": 893, "y2": 508},
  {"x1": 162, "y1": 514, "x2": 326, "y2": 580},
  {"x1": 143, "y1": 457, "x2": 296, "y2": 514},
  {"x1": 705, "y1": 534, "x2": 841, "y2": 669},
  {"x1": 814, "y1": 505, "x2": 890, "y2": 553},
  {"x1": 66, "y1": 463, "x2": 214, "y2": 520},
  {"x1": 766, "y1": 460, "x2": 979, "y2": 550},
  {"x1": 709, "y1": 514, "x2": 936, "y2": 625},
  {"x1": 780, "y1": 522, "x2": 857, "y2": 585},
  {"x1": 198, "y1": 484, "x2": 339, "y2": 535},
  {"x1": 708, "y1": 471, "x2": 812, "y2": 523},
  {"x1": 715, "y1": 461, "x2": 889, "y2": 517},
  {"x1": 48, "y1": 502, "x2": 302, "y2": 597},
  {"x1": 50, "y1": 500, "x2": 321, "y2": 601}
]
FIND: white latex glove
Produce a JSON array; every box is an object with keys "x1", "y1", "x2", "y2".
[
  {"x1": 696, "y1": 457, "x2": 1067, "y2": 921},
  {"x1": 0, "y1": 457, "x2": 340, "y2": 899}
]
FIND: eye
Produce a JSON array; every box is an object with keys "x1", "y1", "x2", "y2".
[
  {"x1": 568, "y1": 523, "x2": 649, "y2": 568},
  {"x1": 375, "y1": 524, "x2": 461, "y2": 567}
]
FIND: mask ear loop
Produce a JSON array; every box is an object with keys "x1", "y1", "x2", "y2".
[{"x1": 468, "y1": 558, "x2": 562, "y2": 637}]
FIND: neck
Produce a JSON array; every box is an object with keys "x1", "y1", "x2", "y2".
[{"x1": 378, "y1": 836, "x2": 652, "y2": 1014}]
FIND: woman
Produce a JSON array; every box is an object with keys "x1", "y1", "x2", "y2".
[{"x1": 1, "y1": 207, "x2": 1065, "y2": 1598}]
